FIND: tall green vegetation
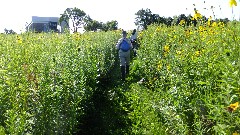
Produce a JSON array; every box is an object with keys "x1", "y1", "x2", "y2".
[
  {"x1": 127, "y1": 22, "x2": 240, "y2": 134},
  {"x1": 0, "y1": 31, "x2": 120, "y2": 134},
  {"x1": 0, "y1": 21, "x2": 240, "y2": 134}
]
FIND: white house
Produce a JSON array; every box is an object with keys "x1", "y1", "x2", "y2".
[{"x1": 26, "y1": 16, "x2": 68, "y2": 33}]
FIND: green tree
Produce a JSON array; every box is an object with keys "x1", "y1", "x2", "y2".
[
  {"x1": 84, "y1": 16, "x2": 102, "y2": 32},
  {"x1": 4, "y1": 28, "x2": 16, "y2": 34},
  {"x1": 101, "y1": 20, "x2": 118, "y2": 32},
  {"x1": 135, "y1": 8, "x2": 153, "y2": 29},
  {"x1": 135, "y1": 8, "x2": 167, "y2": 29},
  {"x1": 165, "y1": 17, "x2": 173, "y2": 26},
  {"x1": 59, "y1": 7, "x2": 86, "y2": 33}
]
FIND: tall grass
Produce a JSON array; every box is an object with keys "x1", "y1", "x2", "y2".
[
  {"x1": 1, "y1": 21, "x2": 240, "y2": 134},
  {"x1": 128, "y1": 22, "x2": 240, "y2": 134},
  {"x1": 0, "y1": 31, "x2": 120, "y2": 134}
]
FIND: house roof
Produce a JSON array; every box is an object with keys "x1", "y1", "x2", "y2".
[{"x1": 32, "y1": 16, "x2": 59, "y2": 23}]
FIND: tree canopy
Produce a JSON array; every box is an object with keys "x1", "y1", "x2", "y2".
[
  {"x1": 4, "y1": 28, "x2": 16, "y2": 34},
  {"x1": 59, "y1": 7, "x2": 230, "y2": 33},
  {"x1": 60, "y1": 7, "x2": 118, "y2": 33},
  {"x1": 60, "y1": 7, "x2": 87, "y2": 33},
  {"x1": 134, "y1": 8, "x2": 230, "y2": 30}
]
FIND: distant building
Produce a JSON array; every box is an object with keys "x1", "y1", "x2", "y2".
[{"x1": 26, "y1": 16, "x2": 68, "y2": 33}]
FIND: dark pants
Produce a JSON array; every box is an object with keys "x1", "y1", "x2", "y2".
[
  {"x1": 131, "y1": 40, "x2": 138, "y2": 57},
  {"x1": 121, "y1": 65, "x2": 129, "y2": 81}
]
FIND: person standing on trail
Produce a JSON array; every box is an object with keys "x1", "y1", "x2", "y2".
[
  {"x1": 116, "y1": 30, "x2": 133, "y2": 81},
  {"x1": 130, "y1": 29, "x2": 138, "y2": 57}
]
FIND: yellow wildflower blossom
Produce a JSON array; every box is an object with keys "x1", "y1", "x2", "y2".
[
  {"x1": 157, "y1": 60, "x2": 162, "y2": 71},
  {"x1": 198, "y1": 26, "x2": 205, "y2": 32},
  {"x1": 138, "y1": 32, "x2": 143, "y2": 39},
  {"x1": 227, "y1": 102, "x2": 239, "y2": 112},
  {"x1": 73, "y1": 32, "x2": 81, "y2": 40},
  {"x1": 167, "y1": 65, "x2": 171, "y2": 71},
  {"x1": 193, "y1": 10, "x2": 202, "y2": 20},
  {"x1": 218, "y1": 22, "x2": 225, "y2": 27},
  {"x1": 195, "y1": 50, "x2": 200, "y2": 56},
  {"x1": 17, "y1": 35, "x2": 22, "y2": 44},
  {"x1": 176, "y1": 50, "x2": 182, "y2": 55},
  {"x1": 212, "y1": 22, "x2": 217, "y2": 27},
  {"x1": 164, "y1": 45, "x2": 170, "y2": 53},
  {"x1": 155, "y1": 26, "x2": 161, "y2": 32},
  {"x1": 207, "y1": 16, "x2": 212, "y2": 26},
  {"x1": 233, "y1": 132, "x2": 238, "y2": 135},
  {"x1": 185, "y1": 29, "x2": 191, "y2": 37},
  {"x1": 180, "y1": 20, "x2": 185, "y2": 25},
  {"x1": 229, "y1": 0, "x2": 237, "y2": 7}
]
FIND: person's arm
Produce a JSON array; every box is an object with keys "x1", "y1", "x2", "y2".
[
  {"x1": 133, "y1": 32, "x2": 137, "y2": 40},
  {"x1": 127, "y1": 38, "x2": 133, "y2": 49},
  {"x1": 130, "y1": 35, "x2": 133, "y2": 40}
]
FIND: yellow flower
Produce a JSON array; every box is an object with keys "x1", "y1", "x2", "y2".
[
  {"x1": 73, "y1": 32, "x2": 81, "y2": 40},
  {"x1": 218, "y1": 22, "x2": 225, "y2": 27},
  {"x1": 229, "y1": 0, "x2": 237, "y2": 7},
  {"x1": 155, "y1": 26, "x2": 161, "y2": 32},
  {"x1": 207, "y1": 16, "x2": 212, "y2": 26},
  {"x1": 195, "y1": 50, "x2": 200, "y2": 56},
  {"x1": 17, "y1": 35, "x2": 22, "y2": 44},
  {"x1": 233, "y1": 132, "x2": 238, "y2": 135},
  {"x1": 176, "y1": 50, "x2": 182, "y2": 55},
  {"x1": 212, "y1": 22, "x2": 217, "y2": 27},
  {"x1": 227, "y1": 102, "x2": 239, "y2": 112},
  {"x1": 164, "y1": 45, "x2": 170, "y2": 53},
  {"x1": 198, "y1": 26, "x2": 205, "y2": 32},
  {"x1": 167, "y1": 65, "x2": 171, "y2": 71},
  {"x1": 157, "y1": 60, "x2": 162, "y2": 71},
  {"x1": 180, "y1": 20, "x2": 185, "y2": 25},
  {"x1": 185, "y1": 29, "x2": 191, "y2": 37},
  {"x1": 193, "y1": 10, "x2": 202, "y2": 20},
  {"x1": 138, "y1": 32, "x2": 143, "y2": 39}
]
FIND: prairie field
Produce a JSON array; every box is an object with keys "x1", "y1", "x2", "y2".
[{"x1": 0, "y1": 21, "x2": 240, "y2": 134}]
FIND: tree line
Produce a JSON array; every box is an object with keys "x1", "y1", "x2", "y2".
[
  {"x1": 3, "y1": 7, "x2": 231, "y2": 34},
  {"x1": 59, "y1": 7, "x2": 118, "y2": 33},
  {"x1": 134, "y1": 8, "x2": 230, "y2": 29},
  {"x1": 59, "y1": 7, "x2": 230, "y2": 33}
]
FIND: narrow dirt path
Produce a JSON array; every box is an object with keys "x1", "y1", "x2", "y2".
[{"x1": 76, "y1": 53, "x2": 132, "y2": 135}]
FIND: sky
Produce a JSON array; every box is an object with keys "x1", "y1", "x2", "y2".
[{"x1": 0, "y1": 0, "x2": 239, "y2": 33}]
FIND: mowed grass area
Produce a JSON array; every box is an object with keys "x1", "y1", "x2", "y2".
[{"x1": 0, "y1": 21, "x2": 240, "y2": 134}]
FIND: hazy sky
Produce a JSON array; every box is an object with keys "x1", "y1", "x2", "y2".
[{"x1": 0, "y1": 0, "x2": 238, "y2": 33}]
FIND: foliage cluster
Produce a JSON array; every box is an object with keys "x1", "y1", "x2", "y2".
[
  {"x1": 1, "y1": 20, "x2": 240, "y2": 135},
  {"x1": 127, "y1": 21, "x2": 240, "y2": 134},
  {"x1": 59, "y1": 7, "x2": 118, "y2": 33},
  {"x1": 0, "y1": 31, "x2": 120, "y2": 134},
  {"x1": 134, "y1": 8, "x2": 229, "y2": 30}
]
